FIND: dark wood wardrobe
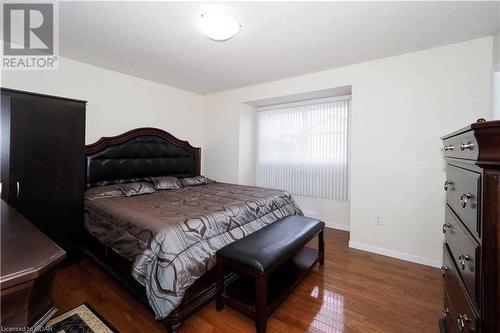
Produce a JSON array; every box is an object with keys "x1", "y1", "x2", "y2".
[{"x1": 1, "y1": 88, "x2": 86, "y2": 253}]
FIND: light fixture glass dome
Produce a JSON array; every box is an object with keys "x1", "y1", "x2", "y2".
[{"x1": 198, "y1": 11, "x2": 240, "y2": 41}]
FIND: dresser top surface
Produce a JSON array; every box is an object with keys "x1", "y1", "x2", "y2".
[
  {"x1": 0, "y1": 200, "x2": 65, "y2": 289},
  {"x1": 442, "y1": 120, "x2": 500, "y2": 140}
]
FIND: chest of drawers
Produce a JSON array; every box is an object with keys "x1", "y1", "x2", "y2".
[{"x1": 440, "y1": 120, "x2": 500, "y2": 333}]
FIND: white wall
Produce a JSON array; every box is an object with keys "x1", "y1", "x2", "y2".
[
  {"x1": 204, "y1": 95, "x2": 241, "y2": 182},
  {"x1": 294, "y1": 196, "x2": 350, "y2": 231},
  {"x1": 204, "y1": 37, "x2": 493, "y2": 267},
  {"x1": 1, "y1": 57, "x2": 205, "y2": 147},
  {"x1": 494, "y1": 30, "x2": 500, "y2": 119},
  {"x1": 495, "y1": 30, "x2": 500, "y2": 69}
]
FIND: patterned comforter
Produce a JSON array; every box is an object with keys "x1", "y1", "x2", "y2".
[{"x1": 84, "y1": 182, "x2": 302, "y2": 319}]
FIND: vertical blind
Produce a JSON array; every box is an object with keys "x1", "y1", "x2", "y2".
[{"x1": 257, "y1": 98, "x2": 350, "y2": 201}]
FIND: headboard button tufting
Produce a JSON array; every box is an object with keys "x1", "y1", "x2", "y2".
[{"x1": 85, "y1": 128, "x2": 200, "y2": 188}]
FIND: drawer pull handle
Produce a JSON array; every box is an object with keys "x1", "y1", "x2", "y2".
[
  {"x1": 442, "y1": 223, "x2": 451, "y2": 233},
  {"x1": 444, "y1": 144, "x2": 454, "y2": 151},
  {"x1": 460, "y1": 193, "x2": 471, "y2": 208},
  {"x1": 457, "y1": 314, "x2": 470, "y2": 331},
  {"x1": 460, "y1": 142, "x2": 474, "y2": 151},
  {"x1": 458, "y1": 254, "x2": 471, "y2": 270},
  {"x1": 444, "y1": 180, "x2": 453, "y2": 191},
  {"x1": 442, "y1": 307, "x2": 450, "y2": 319},
  {"x1": 440, "y1": 266, "x2": 448, "y2": 276}
]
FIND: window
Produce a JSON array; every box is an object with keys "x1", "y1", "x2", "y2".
[{"x1": 257, "y1": 97, "x2": 350, "y2": 201}]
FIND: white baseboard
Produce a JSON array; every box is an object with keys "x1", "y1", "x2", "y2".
[
  {"x1": 348, "y1": 240, "x2": 442, "y2": 268},
  {"x1": 324, "y1": 221, "x2": 350, "y2": 231}
]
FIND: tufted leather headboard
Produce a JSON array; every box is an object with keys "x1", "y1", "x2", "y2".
[{"x1": 85, "y1": 128, "x2": 200, "y2": 189}]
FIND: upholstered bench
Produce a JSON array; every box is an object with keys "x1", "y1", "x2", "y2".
[{"x1": 215, "y1": 215, "x2": 325, "y2": 333}]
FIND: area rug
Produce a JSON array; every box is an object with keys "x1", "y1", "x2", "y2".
[{"x1": 47, "y1": 303, "x2": 118, "y2": 333}]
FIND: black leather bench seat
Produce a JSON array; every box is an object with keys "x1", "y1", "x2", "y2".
[
  {"x1": 216, "y1": 215, "x2": 325, "y2": 333},
  {"x1": 217, "y1": 215, "x2": 325, "y2": 273}
]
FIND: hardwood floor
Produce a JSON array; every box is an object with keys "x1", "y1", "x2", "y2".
[{"x1": 53, "y1": 228, "x2": 443, "y2": 332}]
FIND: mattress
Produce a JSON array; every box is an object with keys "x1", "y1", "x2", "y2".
[{"x1": 84, "y1": 182, "x2": 302, "y2": 319}]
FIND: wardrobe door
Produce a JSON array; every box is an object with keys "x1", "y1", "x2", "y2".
[
  {"x1": 9, "y1": 96, "x2": 85, "y2": 244},
  {"x1": 1, "y1": 95, "x2": 12, "y2": 203}
]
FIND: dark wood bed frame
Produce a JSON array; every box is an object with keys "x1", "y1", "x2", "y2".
[{"x1": 82, "y1": 127, "x2": 237, "y2": 332}]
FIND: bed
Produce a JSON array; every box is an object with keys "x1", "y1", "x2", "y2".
[{"x1": 82, "y1": 128, "x2": 302, "y2": 332}]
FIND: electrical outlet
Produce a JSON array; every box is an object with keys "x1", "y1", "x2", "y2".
[{"x1": 375, "y1": 216, "x2": 382, "y2": 225}]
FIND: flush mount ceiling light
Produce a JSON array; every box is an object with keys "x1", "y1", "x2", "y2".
[{"x1": 198, "y1": 11, "x2": 241, "y2": 41}]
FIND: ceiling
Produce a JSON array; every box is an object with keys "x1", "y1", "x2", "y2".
[{"x1": 58, "y1": 1, "x2": 500, "y2": 95}]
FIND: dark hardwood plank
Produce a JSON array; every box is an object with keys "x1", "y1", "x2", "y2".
[{"x1": 52, "y1": 228, "x2": 443, "y2": 332}]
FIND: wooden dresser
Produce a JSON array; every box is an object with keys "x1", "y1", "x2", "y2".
[
  {"x1": 440, "y1": 120, "x2": 500, "y2": 333},
  {"x1": 1, "y1": 200, "x2": 65, "y2": 330}
]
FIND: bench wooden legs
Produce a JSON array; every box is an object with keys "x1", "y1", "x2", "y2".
[
  {"x1": 216, "y1": 257, "x2": 269, "y2": 333},
  {"x1": 215, "y1": 258, "x2": 224, "y2": 312},
  {"x1": 319, "y1": 229, "x2": 325, "y2": 266},
  {"x1": 216, "y1": 226, "x2": 325, "y2": 333},
  {"x1": 255, "y1": 274, "x2": 268, "y2": 333}
]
